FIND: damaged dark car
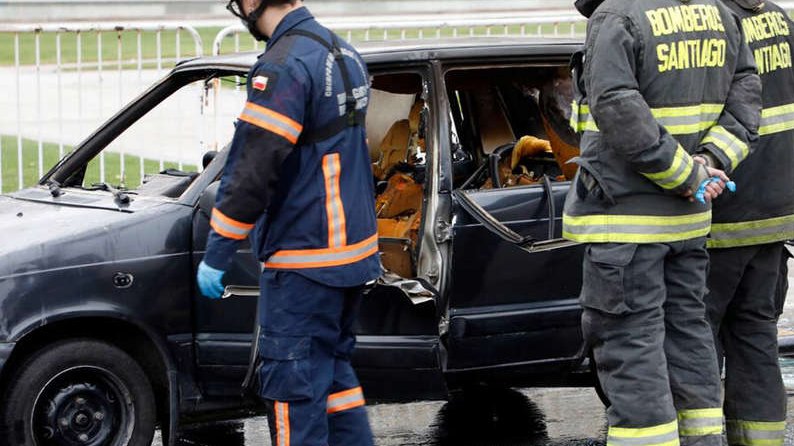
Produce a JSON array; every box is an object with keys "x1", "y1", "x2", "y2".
[{"x1": 0, "y1": 38, "x2": 593, "y2": 446}]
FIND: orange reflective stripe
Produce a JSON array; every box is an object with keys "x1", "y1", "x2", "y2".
[
  {"x1": 275, "y1": 402, "x2": 290, "y2": 446},
  {"x1": 210, "y1": 208, "x2": 255, "y2": 240},
  {"x1": 327, "y1": 386, "x2": 365, "y2": 414},
  {"x1": 239, "y1": 102, "x2": 303, "y2": 144},
  {"x1": 323, "y1": 154, "x2": 347, "y2": 248},
  {"x1": 264, "y1": 234, "x2": 379, "y2": 269}
]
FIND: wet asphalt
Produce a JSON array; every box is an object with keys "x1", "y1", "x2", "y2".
[
  {"x1": 154, "y1": 385, "x2": 794, "y2": 446},
  {"x1": 152, "y1": 261, "x2": 794, "y2": 446}
]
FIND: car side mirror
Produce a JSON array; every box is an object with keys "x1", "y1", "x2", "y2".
[{"x1": 198, "y1": 181, "x2": 220, "y2": 219}]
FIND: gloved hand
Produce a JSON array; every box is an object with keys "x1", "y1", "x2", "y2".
[
  {"x1": 197, "y1": 261, "x2": 225, "y2": 299},
  {"x1": 695, "y1": 177, "x2": 737, "y2": 204}
]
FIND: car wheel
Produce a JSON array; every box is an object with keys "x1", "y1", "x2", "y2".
[{"x1": 1, "y1": 339, "x2": 156, "y2": 446}]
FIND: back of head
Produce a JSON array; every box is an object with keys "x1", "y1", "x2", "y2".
[{"x1": 574, "y1": 0, "x2": 606, "y2": 18}]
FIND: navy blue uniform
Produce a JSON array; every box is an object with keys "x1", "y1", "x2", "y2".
[{"x1": 203, "y1": 7, "x2": 378, "y2": 446}]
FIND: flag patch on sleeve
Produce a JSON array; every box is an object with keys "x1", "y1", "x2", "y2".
[{"x1": 252, "y1": 76, "x2": 269, "y2": 91}]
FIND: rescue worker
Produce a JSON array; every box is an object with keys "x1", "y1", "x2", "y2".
[
  {"x1": 197, "y1": 1, "x2": 379, "y2": 445},
  {"x1": 564, "y1": 0, "x2": 762, "y2": 444},
  {"x1": 705, "y1": 0, "x2": 794, "y2": 443}
]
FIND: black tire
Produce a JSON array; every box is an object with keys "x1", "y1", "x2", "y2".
[{"x1": 1, "y1": 339, "x2": 156, "y2": 446}]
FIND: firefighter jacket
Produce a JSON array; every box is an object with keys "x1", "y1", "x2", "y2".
[
  {"x1": 563, "y1": 0, "x2": 762, "y2": 244},
  {"x1": 203, "y1": 7, "x2": 380, "y2": 288},
  {"x1": 707, "y1": 0, "x2": 794, "y2": 248}
]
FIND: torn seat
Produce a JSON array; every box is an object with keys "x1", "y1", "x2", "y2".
[
  {"x1": 375, "y1": 171, "x2": 424, "y2": 278},
  {"x1": 372, "y1": 100, "x2": 425, "y2": 180}
]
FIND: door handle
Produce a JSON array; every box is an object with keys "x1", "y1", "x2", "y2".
[{"x1": 221, "y1": 286, "x2": 260, "y2": 299}]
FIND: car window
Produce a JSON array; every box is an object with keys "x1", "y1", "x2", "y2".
[
  {"x1": 82, "y1": 75, "x2": 246, "y2": 197},
  {"x1": 368, "y1": 71, "x2": 428, "y2": 279},
  {"x1": 445, "y1": 65, "x2": 580, "y2": 190}
]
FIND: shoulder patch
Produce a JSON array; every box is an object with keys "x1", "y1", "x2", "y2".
[{"x1": 252, "y1": 75, "x2": 269, "y2": 91}]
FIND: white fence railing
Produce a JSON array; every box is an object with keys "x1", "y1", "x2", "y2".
[
  {"x1": 2, "y1": 5, "x2": 793, "y2": 194},
  {"x1": 0, "y1": 22, "x2": 204, "y2": 193},
  {"x1": 212, "y1": 13, "x2": 586, "y2": 56}
]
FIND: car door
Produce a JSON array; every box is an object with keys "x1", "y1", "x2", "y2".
[
  {"x1": 187, "y1": 73, "x2": 264, "y2": 397},
  {"x1": 440, "y1": 61, "x2": 586, "y2": 377},
  {"x1": 191, "y1": 176, "x2": 262, "y2": 397}
]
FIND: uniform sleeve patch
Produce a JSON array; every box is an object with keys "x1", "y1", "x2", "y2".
[{"x1": 252, "y1": 75, "x2": 269, "y2": 91}]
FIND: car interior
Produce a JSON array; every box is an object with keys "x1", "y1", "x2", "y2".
[
  {"x1": 446, "y1": 65, "x2": 580, "y2": 191},
  {"x1": 365, "y1": 64, "x2": 581, "y2": 281},
  {"x1": 366, "y1": 72, "x2": 427, "y2": 280}
]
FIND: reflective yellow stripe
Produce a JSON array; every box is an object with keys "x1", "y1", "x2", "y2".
[
  {"x1": 678, "y1": 408, "x2": 722, "y2": 419},
  {"x1": 571, "y1": 102, "x2": 599, "y2": 132},
  {"x1": 701, "y1": 125, "x2": 749, "y2": 170},
  {"x1": 640, "y1": 145, "x2": 694, "y2": 190},
  {"x1": 563, "y1": 211, "x2": 712, "y2": 244},
  {"x1": 651, "y1": 104, "x2": 723, "y2": 135},
  {"x1": 608, "y1": 420, "x2": 679, "y2": 446},
  {"x1": 727, "y1": 420, "x2": 785, "y2": 446},
  {"x1": 708, "y1": 214, "x2": 794, "y2": 248},
  {"x1": 678, "y1": 408, "x2": 724, "y2": 437},
  {"x1": 565, "y1": 211, "x2": 712, "y2": 227},
  {"x1": 570, "y1": 102, "x2": 723, "y2": 136},
  {"x1": 759, "y1": 103, "x2": 794, "y2": 136},
  {"x1": 650, "y1": 104, "x2": 724, "y2": 118}
]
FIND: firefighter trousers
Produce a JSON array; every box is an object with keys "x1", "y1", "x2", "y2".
[
  {"x1": 581, "y1": 238, "x2": 723, "y2": 446},
  {"x1": 706, "y1": 242, "x2": 787, "y2": 446},
  {"x1": 255, "y1": 270, "x2": 374, "y2": 446}
]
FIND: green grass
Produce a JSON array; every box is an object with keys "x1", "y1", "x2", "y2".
[
  {"x1": 0, "y1": 27, "x2": 224, "y2": 67},
  {"x1": 1, "y1": 135, "x2": 196, "y2": 194},
  {"x1": 1, "y1": 23, "x2": 586, "y2": 67}
]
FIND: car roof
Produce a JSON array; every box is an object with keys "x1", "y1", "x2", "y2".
[{"x1": 176, "y1": 36, "x2": 582, "y2": 72}]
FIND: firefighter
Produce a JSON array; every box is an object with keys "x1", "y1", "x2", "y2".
[
  {"x1": 196, "y1": 1, "x2": 379, "y2": 445},
  {"x1": 705, "y1": 0, "x2": 794, "y2": 443},
  {"x1": 564, "y1": 0, "x2": 762, "y2": 444}
]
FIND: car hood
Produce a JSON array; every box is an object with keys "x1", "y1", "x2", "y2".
[{"x1": 0, "y1": 187, "x2": 181, "y2": 279}]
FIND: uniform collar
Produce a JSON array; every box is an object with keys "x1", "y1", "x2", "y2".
[
  {"x1": 268, "y1": 6, "x2": 314, "y2": 48},
  {"x1": 730, "y1": 0, "x2": 765, "y2": 11}
]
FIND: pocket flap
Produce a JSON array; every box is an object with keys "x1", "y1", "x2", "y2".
[
  {"x1": 587, "y1": 243, "x2": 638, "y2": 267},
  {"x1": 259, "y1": 335, "x2": 310, "y2": 360}
]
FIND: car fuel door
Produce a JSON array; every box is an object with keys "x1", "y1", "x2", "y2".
[{"x1": 445, "y1": 179, "x2": 585, "y2": 376}]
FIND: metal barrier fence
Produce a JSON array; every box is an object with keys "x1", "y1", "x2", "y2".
[
  {"x1": 2, "y1": 4, "x2": 793, "y2": 194},
  {"x1": 213, "y1": 13, "x2": 586, "y2": 55},
  {"x1": 0, "y1": 22, "x2": 203, "y2": 193}
]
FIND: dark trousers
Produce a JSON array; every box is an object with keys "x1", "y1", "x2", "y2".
[
  {"x1": 256, "y1": 270, "x2": 374, "y2": 446},
  {"x1": 582, "y1": 239, "x2": 723, "y2": 446},
  {"x1": 706, "y1": 243, "x2": 787, "y2": 445}
]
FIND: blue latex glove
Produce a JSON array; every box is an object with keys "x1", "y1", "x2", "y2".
[
  {"x1": 695, "y1": 177, "x2": 737, "y2": 204},
  {"x1": 197, "y1": 261, "x2": 225, "y2": 299}
]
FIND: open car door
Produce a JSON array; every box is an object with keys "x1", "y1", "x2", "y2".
[{"x1": 445, "y1": 178, "x2": 586, "y2": 381}]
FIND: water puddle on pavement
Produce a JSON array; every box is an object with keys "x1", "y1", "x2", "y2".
[{"x1": 780, "y1": 357, "x2": 794, "y2": 392}]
